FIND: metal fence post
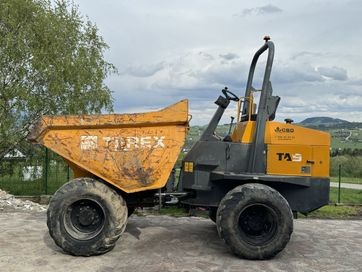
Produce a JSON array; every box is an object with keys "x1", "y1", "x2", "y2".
[
  {"x1": 338, "y1": 164, "x2": 341, "y2": 204},
  {"x1": 44, "y1": 147, "x2": 49, "y2": 195}
]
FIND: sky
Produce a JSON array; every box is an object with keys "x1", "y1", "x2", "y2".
[{"x1": 74, "y1": 0, "x2": 362, "y2": 125}]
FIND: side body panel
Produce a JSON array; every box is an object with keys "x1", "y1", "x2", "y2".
[
  {"x1": 180, "y1": 138, "x2": 330, "y2": 213},
  {"x1": 180, "y1": 120, "x2": 330, "y2": 213},
  {"x1": 232, "y1": 121, "x2": 330, "y2": 177}
]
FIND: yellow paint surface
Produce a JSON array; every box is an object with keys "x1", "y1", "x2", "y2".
[
  {"x1": 267, "y1": 145, "x2": 313, "y2": 176},
  {"x1": 232, "y1": 121, "x2": 330, "y2": 177},
  {"x1": 28, "y1": 100, "x2": 189, "y2": 193},
  {"x1": 311, "y1": 146, "x2": 330, "y2": 177},
  {"x1": 231, "y1": 121, "x2": 255, "y2": 143},
  {"x1": 265, "y1": 122, "x2": 330, "y2": 146}
]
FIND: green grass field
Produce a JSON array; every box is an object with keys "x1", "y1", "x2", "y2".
[
  {"x1": 330, "y1": 128, "x2": 362, "y2": 150},
  {"x1": 0, "y1": 164, "x2": 71, "y2": 195},
  {"x1": 329, "y1": 187, "x2": 362, "y2": 204},
  {"x1": 331, "y1": 138, "x2": 362, "y2": 150},
  {"x1": 299, "y1": 205, "x2": 362, "y2": 219},
  {"x1": 0, "y1": 178, "x2": 67, "y2": 195},
  {"x1": 301, "y1": 183, "x2": 362, "y2": 219}
]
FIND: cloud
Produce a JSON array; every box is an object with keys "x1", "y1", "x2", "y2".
[
  {"x1": 272, "y1": 63, "x2": 324, "y2": 84},
  {"x1": 123, "y1": 62, "x2": 165, "y2": 77},
  {"x1": 120, "y1": 50, "x2": 247, "y2": 91},
  {"x1": 219, "y1": 52, "x2": 239, "y2": 60},
  {"x1": 236, "y1": 4, "x2": 283, "y2": 17},
  {"x1": 275, "y1": 80, "x2": 362, "y2": 122},
  {"x1": 109, "y1": 48, "x2": 362, "y2": 124},
  {"x1": 316, "y1": 66, "x2": 348, "y2": 81},
  {"x1": 291, "y1": 51, "x2": 329, "y2": 60}
]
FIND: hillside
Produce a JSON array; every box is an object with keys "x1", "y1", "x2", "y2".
[
  {"x1": 299, "y1": 117, "x2": 362, "y2": 130},
  {"x1": 299, "y1": 117, "x2": 349, "y2": 127}
]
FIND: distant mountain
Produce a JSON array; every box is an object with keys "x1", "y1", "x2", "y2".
[{"x1": 299, "y1": 117, "x2": 350, "y2": 127}]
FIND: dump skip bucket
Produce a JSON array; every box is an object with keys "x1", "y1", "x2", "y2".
[{"x1": 28, "y1": 100, "x2": 189, "y2": 193}]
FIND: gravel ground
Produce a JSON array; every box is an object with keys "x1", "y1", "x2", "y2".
[{"x1": 0, "y1": 210, "x2": 361, "y2": 272}]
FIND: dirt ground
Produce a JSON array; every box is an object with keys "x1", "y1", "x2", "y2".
[{"x1": 0, "y1": 211, "x2": 361, "y2": 272}]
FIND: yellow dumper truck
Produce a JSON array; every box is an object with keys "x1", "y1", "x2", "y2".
[{"x1": 28, "y1": 38, "x2": 330, "y2": 259}]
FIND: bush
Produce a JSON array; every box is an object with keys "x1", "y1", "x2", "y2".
[{"x1": 330, "y1": 155, "x2": 362, "y2": 177}]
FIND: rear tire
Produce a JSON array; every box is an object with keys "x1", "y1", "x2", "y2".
[
  {"x1": 47, "y1": 177, "x2": 128, "y2": 256},
  {"x1": 216, "y1": 183, "x2": 293, "y2": 260}
]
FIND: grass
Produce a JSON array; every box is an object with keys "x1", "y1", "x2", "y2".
[
  {"x1": 331, "y1": 138, "x2": 362, "y2": 150},
  {"x1": 329, "y1": 187, "x2": 362, "y2": 204},
  {"x1": 0, "y1": 178, "x2": 44, "y2": 195},
  {"x1": 135, "y1": 206, "x2": 190, "y2": 217},
  {"x1": 299, "y1": 205, "x2": 361, "y2": 219},
  {"x1": 0, "y1": 179, "x2": 67, "y2": 195},
  {"x1": 159, "y1": 206, "x2": 190, "y2": 217},
  {"x1": 0, "y1": 165, "x2": 71, "y2": 195}
]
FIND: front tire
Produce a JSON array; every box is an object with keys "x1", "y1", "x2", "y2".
[
  {"x1": 47, "y1": 177, "x2": 128, "y2": 256},
  {"x1": 216, "y1": 183, "x2": 293, "y2": 260}
]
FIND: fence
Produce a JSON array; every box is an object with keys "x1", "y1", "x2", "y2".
[
  {"x1": 330, "y1": 164, "x2": 362, "y2": 205},
  {"x1": 0, "y1": 147, "x2": 72, "y2": 196}
]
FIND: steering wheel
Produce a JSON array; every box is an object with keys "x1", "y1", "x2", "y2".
[{"x1": 222, "y1": 87, "x2": 239, "y2": 101}]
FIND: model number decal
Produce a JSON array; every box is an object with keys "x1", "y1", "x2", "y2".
[{"x1": 276, "y1": 152, "x2": 302, "y2": 162}]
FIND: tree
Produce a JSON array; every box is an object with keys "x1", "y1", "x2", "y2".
[{"x1": 0, "y1": 0, "x2": 116, "y2": 158}]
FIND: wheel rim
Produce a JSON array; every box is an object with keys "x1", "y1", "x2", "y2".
[
  {"x1": 237, "y1": 203, "x2": 278, "y2": 246},
  {"x1": 63, "y1": 198, "x2": 106, "y2": 241}
]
